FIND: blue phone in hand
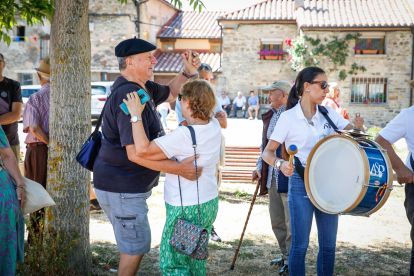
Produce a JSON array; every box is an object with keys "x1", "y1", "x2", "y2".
[{"x1": 119, "y1": 89, "x2": 150, "y2": 116}]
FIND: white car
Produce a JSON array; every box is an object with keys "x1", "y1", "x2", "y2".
[
  {"x1": 21, "y1": 85, "x2": 42, "y2": 111},
  {"x1": 91, "y1": 82, "x2": 114, "y2": 120}
]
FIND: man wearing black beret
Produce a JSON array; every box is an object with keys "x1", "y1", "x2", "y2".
[{"x1": 93, "y1": 37, "x2": 202, "y2": 275}]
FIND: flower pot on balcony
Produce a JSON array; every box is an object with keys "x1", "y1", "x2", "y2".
[
  {"x1": 265, "y1": 56, "x2": 279, "y2": 60},
  {"x1": 362, "y1": 50, "x2": 378, "y2": 54},
  {"x1": 355, "y1": 50, "x2": 361, "y2": 54},
  {"x1": 260, "y1": 55, "x2": 265, "y2": 60},
  {"x1": 278, "y1": 55, "x2": 283, "y2": 60},
  {"x1": 378, "y1": 50, "x2": 384, "y2": 54}
]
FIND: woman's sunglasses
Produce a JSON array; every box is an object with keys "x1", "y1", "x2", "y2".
[
  {"x1": 178, "y1": 93, "x2": 183, "y2": 101},
  {"x1": 311, "y1": 81, "x2": 329, "y2": 90}
]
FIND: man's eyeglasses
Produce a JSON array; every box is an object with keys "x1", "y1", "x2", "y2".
[
  {"x1": 178, "y1": 93, "x2": 183, "y2": 101},
  {"x1": 311, "y1": 81, "x2": 329, "y2": 90}
]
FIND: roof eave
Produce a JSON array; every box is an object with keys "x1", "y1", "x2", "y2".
[
  {"x1": 300, "y1": 26, "x2": 414, "y2": 31},
  {"x1": 217, "y1": 19, "x2": 297, "y2": 24}
]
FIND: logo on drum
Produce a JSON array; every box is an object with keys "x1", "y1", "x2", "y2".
[
  {"x1": 323, "y1": 123, "x2": 331, "y2": 129},
  {"x1": 370, "y1": 162, "x2": 385, "y2": 178},
  {"x1": 374, "y1": 180, "x2": 380, "y2": 186}
]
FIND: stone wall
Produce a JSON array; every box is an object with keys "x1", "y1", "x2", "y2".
[
  {"x1": 220, "y1": 22, "x2": 413, "y2": 126},
  {"x1": 303, "y1": 30, "x2": 413, "y2": 127},
  {"x1": 220, "y1": 23, "x2": 299, "y2": 100}
]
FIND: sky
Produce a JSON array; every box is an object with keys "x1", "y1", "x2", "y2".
[{"x1": 179, "y1": 0, "x2": 261, "y2": 11}]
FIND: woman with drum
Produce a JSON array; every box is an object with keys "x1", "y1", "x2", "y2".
[{"x1": 263, "y1": 66, "x2": 364, "y2": 276}]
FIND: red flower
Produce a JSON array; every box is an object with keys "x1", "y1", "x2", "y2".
[
  {"x1": 288, "y1": 57, "x2": 292, "y2": 61},
  {"x1": 285, "y1": 39, "x2": 293, "y2": 47}
]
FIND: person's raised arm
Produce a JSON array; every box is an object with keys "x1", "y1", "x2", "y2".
[
  {"x1": 376, "y1": 135, "x2": 414, "y2": 184},
  {"x1": 165, "y1": 50, "x2": 201, "y2": 103},
  {"x1": 263, "y1": 140, "x2": 294, "y2": 177},
  {"x1": 123, "y1": 92, "x2": 167, "y2": 158}
]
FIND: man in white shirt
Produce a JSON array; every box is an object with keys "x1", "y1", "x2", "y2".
[
  {"x1": 218, "y1": 92, "x2": 231, "y2": 115},
  {"x1": 231, "y1": 91, "x2": 247, "y2": 118},
  {"x1": 375, "y1": 104, "x2": 414, "y2": 275}
]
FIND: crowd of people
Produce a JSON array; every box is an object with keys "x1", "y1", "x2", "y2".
[{"x1": 1, "y1": 36, "x2": 414, "y2": 276}]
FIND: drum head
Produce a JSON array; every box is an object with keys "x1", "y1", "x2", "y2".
[{"x1": 306, "y1": 136, "x2": 367, "y2": 214}]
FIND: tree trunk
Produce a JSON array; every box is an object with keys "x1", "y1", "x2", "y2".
[{"x1": 46, "y1": 0, "x2": 91, "y2": 273}]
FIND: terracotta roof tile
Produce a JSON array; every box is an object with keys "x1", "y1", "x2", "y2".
[
  {"x1": 154, "y1": 51, "x2": 221, "y2": 73},
  {"x1": 157, "y1": 11, "x2": 226, "y2": 39},
  {"x1": 219, "y1": 0, "x2": 414, "y2": 27},
  {"x1": 219, "y1": 0, "x2": 295, "y2": 21},
  {"x1": 296, "y1": 0, "x2": 414, "y2": 28}
]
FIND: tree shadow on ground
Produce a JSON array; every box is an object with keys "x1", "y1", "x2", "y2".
[
  {"x1": 218, "y1": 190, "x2": 269, "y2": 206},
  {"x1": 90, "y1": 236, "x2": 411, "y2": 276}
]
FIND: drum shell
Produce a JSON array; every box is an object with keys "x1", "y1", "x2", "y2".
[{"x1": 304, "y1": 135, "x2": 393, "y2": 216}]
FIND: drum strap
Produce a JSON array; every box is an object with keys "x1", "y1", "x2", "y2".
[
  {"x1": 294, "y1": 106, "x2": 342, "y2": 182},
  {"x1": 410, "y1": 152, "x2": 414, "y2": 171},
  {"x1": 318, "y1": 105, "x2": 342, "y2": 135}
]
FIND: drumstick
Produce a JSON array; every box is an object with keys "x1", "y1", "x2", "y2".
[
  {"x1": 230, "y1": 179, "x2": 261, "y2": 271},
  {"x1": 288, "y1": 144, "x2": 298, "y2": 167}
]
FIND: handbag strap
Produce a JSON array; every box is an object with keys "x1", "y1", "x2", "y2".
[
  {"x1": 318, "y1": 105, "x2": 342, "y2": 135},
  {"x1": 92, "y1": 81, "x2": 142, "y2": 139},
  {"x1": 177, "y1": 125, "x2": 202, "y2": 226}
]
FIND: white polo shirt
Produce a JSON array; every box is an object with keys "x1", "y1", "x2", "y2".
[
  {"x1": 379, "y1": 106, "x2": 414, "y2": 172},
  {"x1": 233, "y1": 96, "x2": 246, "y2": 107},
  {"x1": 218, "y1": 95, "x2": 231, "y2": 106},
  {"x1": 270, "y1": 100, "x2": 350, "y2": 165}
]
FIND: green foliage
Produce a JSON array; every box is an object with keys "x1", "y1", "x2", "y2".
[
  {"x1": 0, "y1": 0, "x2": 54, "y2": 46},
  {"x1": 17, "y1": 219, "x2": 79, "y2": 276},
  {"x1": 365, "y1": 126, "x2": 383, "y2": 141},
  {"x1": 235, "y1": 189, "x2": 248, "y2": 197},
  {"x1": 287, "y1": 33, "x2": 366, "y2": 80},
  {"x1": 170, "y1": 0, "x2": 205, "y2": 12}
]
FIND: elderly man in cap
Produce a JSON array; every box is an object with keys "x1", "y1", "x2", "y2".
[
  {"x1": 22, "y1": 58, "x2": 51, "y2": 243},
  {"x1": 252, "y1": 81, "x2": 292, "y2": 276},
  {"x1": 0, "y1": 53, "x2": 23, "y2": 162},
  {"x1": 375, "y1": 81, "x2": 414, "y2": 275},
  {"x1": 231, "y1": 91, "x2": 247, "y2": 118},
  {"x1": 93, "y1": 38, "x2": 202, "y2": 275}
]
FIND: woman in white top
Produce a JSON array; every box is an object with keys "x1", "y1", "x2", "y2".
[
  {"x1": 263, "y1": 66, "x2": 364, "y2": 276},
  {"x1": 321, "y1": 82, "x2": 344, "y2": 116},
  {"x1": 123, "y1": 79, "x2": 221, "y2": 275}
]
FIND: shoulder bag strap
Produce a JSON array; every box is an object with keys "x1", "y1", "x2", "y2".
[
  {"x1": 92, "y1": 81, "x2": 141, "y2": 139},
  {"x1": 410, "y1": 153, "x2": 414, "y2": 172},
  {"x1": 177, "y1": 126, "x2": 202, "y2": 226},
  {"x1": 318, "y1": 105, "x2": 342, "y2": 135}
]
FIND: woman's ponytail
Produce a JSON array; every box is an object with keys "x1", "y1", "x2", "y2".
[{"x1": 286, "y1": 84, "x2": 300, "y2": 111}]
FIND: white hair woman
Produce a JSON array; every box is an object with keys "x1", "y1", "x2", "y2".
[{"x1": 321, "y1": 82, "x2": 349, "y2": 119}]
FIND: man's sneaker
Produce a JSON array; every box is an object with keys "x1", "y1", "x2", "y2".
[
  {"x1": 248, "y1": 117, "x2": 253, "y2": 120},
  {"x1": 210, "y1": 226, "x2": 222, "y2": 242}
]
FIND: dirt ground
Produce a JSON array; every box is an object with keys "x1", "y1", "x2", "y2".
[{"x1": 90, "y1": 178, "x2": 412, "y2": 276}]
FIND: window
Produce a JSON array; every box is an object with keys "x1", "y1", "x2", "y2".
[
  {"x1": 350, "y1": 77, "x2": 388, "y2": 104},
  {"x1": 210, "y1": 43, "x2": 221, "y2": 52},
  {"x1": 13, "y1": 25, "x2": 26, "y2": 41},
  {"x1": 162, "y1": 43, "x2": 174, "y2": 51},
  {"x1": 22, "y1": 89, "x2": 39, "y2": 98},
  {"x1": 40, "y1": 39, "x2": 49, "y2": 59},
  {"x1": 261, "y1": 44, "x2": 281, "y2": 51},
  {"x1": 21, "y1": 73, "x2": 33, "y2": 85},
  {"x1": 355, "y1": 33, "x2": 385, "y2": 54}
]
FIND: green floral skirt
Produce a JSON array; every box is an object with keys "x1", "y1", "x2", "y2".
[{"x1": 159, "y1": 197, "x2": 219, "y2": 276}]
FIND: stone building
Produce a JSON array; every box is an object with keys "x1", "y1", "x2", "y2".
[
  {"x1": 0, "y1": 0, "x2": 178, "y2": 84},
  {"x1": 153, "y1": 10, "x2": 224, "y2": 89},
  {"x1": 218, "y1": 0, "x2": 414, "y2": 126}
]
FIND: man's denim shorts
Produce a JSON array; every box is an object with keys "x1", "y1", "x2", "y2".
[{"x1": 95, "y1": 188, "x2": 152, "y2": 255}]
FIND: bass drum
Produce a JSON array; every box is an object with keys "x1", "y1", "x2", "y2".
[{"x1": 304, "y1": 135, "x2": 393, "y2": 216}]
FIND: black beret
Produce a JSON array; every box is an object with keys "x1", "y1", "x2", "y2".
[{"x1": 115, "y1": 37, "x2": 157, "y2": 57}]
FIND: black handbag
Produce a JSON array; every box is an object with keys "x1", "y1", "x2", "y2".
[
  {"x1": 168, "y1": 126, "x2": 209, "y2": 260},
  {"x1": 294, "y1": 105, "x2": 341, "y2": 181},
  {"x1": 76, "y1": 81, "x2": 140, "y2": 171}
]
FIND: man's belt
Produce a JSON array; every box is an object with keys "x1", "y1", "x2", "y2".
[{"x1": 26, "y1": 142, "x2": 46, "y2": 147}]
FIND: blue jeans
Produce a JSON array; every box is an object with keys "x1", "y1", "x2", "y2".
[
  {"x1": 233, "y1": 105, "x2": 246, "y2": 118},
  {"x1": 288, "y1": 172, "x2": 338, "y2": 276}
]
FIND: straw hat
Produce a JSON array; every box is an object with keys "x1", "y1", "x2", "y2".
[
  {"x1": 35, "y1": 58, "x2": 50, "y2": 77},
  {"x1": 410, "y1": 80, "x2": 414, "y2": 89}
]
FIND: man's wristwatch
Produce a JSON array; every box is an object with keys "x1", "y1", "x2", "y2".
[
  {"x1": 130, "y1": 116, "x2": 142, "y2": 123},
  {"x1": 275, "y1": 159, "x2": 283, "y2": 171}
]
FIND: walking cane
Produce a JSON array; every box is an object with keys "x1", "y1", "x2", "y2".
[{"x1": 230, "y1": 179, "x2": 261, "y2": 270}]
